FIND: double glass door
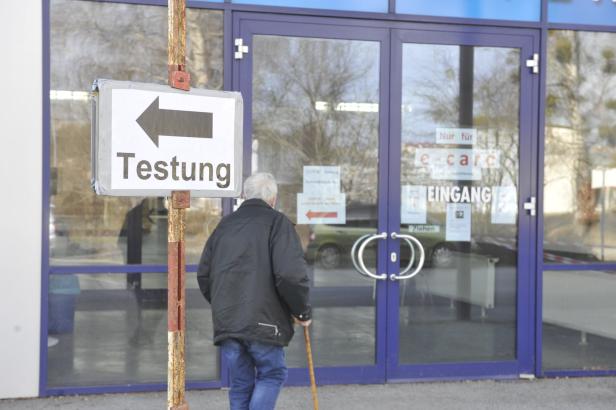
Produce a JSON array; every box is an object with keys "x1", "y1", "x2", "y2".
[{"x1": 234, "y1": 14, "x2": 538, "y2": 383}]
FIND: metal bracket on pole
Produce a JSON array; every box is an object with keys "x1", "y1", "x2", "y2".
[{"x1": 169, "y1": 64, "x2": 191, "y2": 91}]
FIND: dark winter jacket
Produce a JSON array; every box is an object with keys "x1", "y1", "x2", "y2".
[{"x1": 197, "y1": 198, "x2": 312, "y2": 347}]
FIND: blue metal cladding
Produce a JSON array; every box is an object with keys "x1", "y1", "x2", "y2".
[
  {"x1": 231, "y1": 0, "x2": 388, "y2": 13},
  {"x1": 396, "y1": 0, "x2": 541, "y2": 22},
  {"x1": 548, "y1": 0, "x2": 616, "y2": 26}
]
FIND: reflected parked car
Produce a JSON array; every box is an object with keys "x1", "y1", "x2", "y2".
[
  {"x1": 305, "y1": 219, "x2": 599, "y2": 271},
  {"x1": 305, "y1": 219, "x2": 458, "y2": 270}
]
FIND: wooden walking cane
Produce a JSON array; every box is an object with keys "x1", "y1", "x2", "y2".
[{"x1": 303, "y1": 326, "x2": 319, "y2": 410}]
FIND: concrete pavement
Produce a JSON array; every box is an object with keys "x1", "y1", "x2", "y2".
[{"x1": 1, "y1": 377, "x2": 616, "y2": 409}]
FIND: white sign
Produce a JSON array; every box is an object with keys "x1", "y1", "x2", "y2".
[
  {"x1": 303, "y1": 166, "x2": 341, "y2": 196},
  {"x1": 427, "y1": 186, "x2": 492, "y2": 204},
  {"x1": 436, "y1": 128, "x2": 477, "y2": 145},
  {"x1": 297, "y1": 165, "x2": 346, "y2": 224},
  {"x1": 491, "y1": 186, "x2": 517, "y2": 225},
  {"x1": 415, "y1": 148, "x2": 500, "y2": 181},
  {"x1": 91, "y1": 79, "x2": 243, "y2": 197},
  {"x1": 408, "y1": 224, "x2": 440, "y2": 234},
  {"x1": 446, "y1": 203, "x2": 471, "y2": 242},
  {"x1": 297, "y1": 193, "x2": 346, "y2": 225},
  {"x1": 401, "y1": 185, "x2": 427, "y2": 224}
]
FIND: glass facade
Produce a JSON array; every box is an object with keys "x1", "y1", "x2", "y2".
[
  {"x1": 48, "y1": 0, "x2": 224, "y2": 388},
  {"x1": 42, "y1": 0, "x2": 616, "y2": 396},
  {"x1": 543, "y1": 30, "x2": 616, "y2": 373},
  {"x1": 396, "y1": 0, "x2": 541, "y2": 21},
  {"x1": 47, "y1": 273, "x2": 217, "y2": 387},
  {"x1": 50, "y1": 0, "x2": 223, "y2": 267},
  {"x1": 542, "y1": 270, "x2": 616, "y2": 371},
  {"x1": 549, "y1": 0, "x2": 616, "y2": 26},
  {"x1": 544, "y1": 31, "x2": 616, "y2": 264}
]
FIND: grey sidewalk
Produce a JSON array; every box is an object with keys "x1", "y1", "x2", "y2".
[{"x1": 2, "y1": 378, "x2": 615, "y2": 410}]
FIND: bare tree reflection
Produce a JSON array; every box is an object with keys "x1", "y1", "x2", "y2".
[
  {"x1": 50, "y1": 0, "x2": 223, "y2": 264},
  {"x1": 401, "y1": 45, "x2": 520, "y2": 235},
  {"x1": 252, "y1": 36, "x2": 380, "y2": 216},
  {"x1": 545, "y1": 31, "x2": 616, "y2": 261}
]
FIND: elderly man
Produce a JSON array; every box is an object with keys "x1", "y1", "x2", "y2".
[{"x1": 197, "y1": 172, "x2": 312, "y2": 410}]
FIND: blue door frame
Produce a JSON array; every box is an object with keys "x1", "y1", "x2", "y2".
[{"x1": 234, "y1": 12, "x2": 540, "y2": 385}]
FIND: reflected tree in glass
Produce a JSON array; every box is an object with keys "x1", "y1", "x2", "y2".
[
  {"x1": 50, "y1": 0, "x2": 223, "y2": 265},
  {"x1": 545, "y1": 31, "x2": 616, "y2": 262},
  {"x1": 252, "y1": 36, "x2": 380, "y2": 221}
]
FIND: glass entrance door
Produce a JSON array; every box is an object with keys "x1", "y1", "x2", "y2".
[
  {"x1": 386, "y1": 28, "x2": 538, "y2": 379},
  {"x1": 235, "y1": 14, "x2": 390, "y2": 384},
  {"x1": 236, "y1": 14, "x2": 539, "y2": 384}
]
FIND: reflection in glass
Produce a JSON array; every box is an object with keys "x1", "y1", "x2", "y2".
[
  {"x1": 543, "y1": 270, "x2": 616, "y2": 370},
  {"x1": 399, "y1": 44, "x2": 520, "y2": 363},
  {"x1": 545, "y1": 31, "x2": 616, "y2": 264},
  {"x1": 50, "y1": 0, "x2": 223, "y2": 265},
  {"x1": 252, "y1": 35, "x2": 380, "y2": 366},
  {"x1": 396, "y1": 0, "x2": 541, "y2": 22},
  {"x1": 47, "y1": 273, "x2": 217, "y2": 387},
  {"x1": 548, "y1": 0, "x2": 616, "y2": 26}
]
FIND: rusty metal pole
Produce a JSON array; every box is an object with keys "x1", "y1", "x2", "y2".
[
  {"x1": 168, "y1": 191, "x2": 190, "y2": 410},
  {"x1": 167, "y1": 1, "x2": 190, "y2": 409},
  {"x1": 168, "y1": 0, "x2": 190, "y2": 91}
]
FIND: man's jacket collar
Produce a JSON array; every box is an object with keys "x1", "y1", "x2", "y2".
[{"x1": 240, "y1": 198, "x2": 271, "y2": 209}]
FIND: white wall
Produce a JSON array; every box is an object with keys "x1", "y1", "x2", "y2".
[{"x1": 0, "y1": 0, "x2": 42, "y2": 399}]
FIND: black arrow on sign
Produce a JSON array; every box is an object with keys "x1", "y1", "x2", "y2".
[{"x1": 136, "y1": 96, "x2": 213, "y2": 147}]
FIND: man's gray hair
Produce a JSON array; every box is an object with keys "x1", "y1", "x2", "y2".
[{"x1": 243, "y1": 172, "x2": 278, "y2": 202}]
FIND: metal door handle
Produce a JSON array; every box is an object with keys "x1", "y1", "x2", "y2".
[
  {"x1": 350, "y1": 234, "x2": 373, "y2": 279},
  {"x1": 389, "y1": 232, "x2": 425, "y2": 281},
  {"x1": 398, "y1": 237, "x2": 416, "y2": 276},
  {"x1": 356, "y1": 232, "x2": 387, "y2": 280}
]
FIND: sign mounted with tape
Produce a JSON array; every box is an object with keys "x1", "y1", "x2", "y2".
[{"x1": 91, "y1": 79, "x2": 243, "y2": 197}]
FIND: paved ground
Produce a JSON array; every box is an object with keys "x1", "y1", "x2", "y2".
[{"x1": 2, "y1": 377, "x2": 616, "y2": 409}]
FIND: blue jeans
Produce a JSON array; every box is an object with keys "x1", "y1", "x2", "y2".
[{"x1": 221, "y1": 339, "x2": 288, "y2": 410}]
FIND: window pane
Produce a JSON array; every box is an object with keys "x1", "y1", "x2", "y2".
[
  {"x1": 50, "y1": 0, "x2": 223, "y2": 265},
  {"x1": 398, "y1": 44, "x2": 520, "y2": 364},
  {"x1": 252, "y1": 35, "x2": 380, "y2": 366},
  {"x1": 396, "y1": 0, "x2": 540, "y2": 22},
  {"x1": 544, "y1": 31, "x2": 616, "y2": 264},
  {"x1": 548, "y1": 0, "x2": 616, "y2": 26},
  {"x1": 47, "y1": 272, "x2": 217, "y2": 387},
  {"x1": 543, "y1": 270, "x2": 616, "y2": 371}
]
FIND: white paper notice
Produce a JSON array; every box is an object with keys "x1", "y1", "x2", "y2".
[
  {"x1": 297, "y1": 193, "x2": 346, "y2": 225},
  {"x1": 409, "y1": 224, "x2": 440, "y2": 234},
  {"x1": 491, "y1": 186, "x2": 517, "y2": 224},
  {"x1": 446, "y1": 203, "x2": 471, "y2": 242},
  {"x1": 401, "y1": 185, "x2": 427, "y2": 224},
  {"x1": 435, "y1": 128, "x2": 477, "y2": 145},
  {"x1": 297, "y1": 165, "x2": 345, "y2": 224},
  {"x1": 303, "y1": 166, "x2": 341, "y2": 196}
]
